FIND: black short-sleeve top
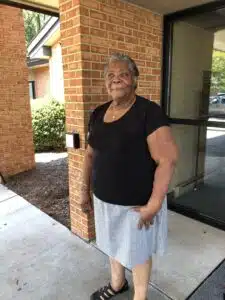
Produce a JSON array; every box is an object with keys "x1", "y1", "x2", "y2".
[{"x1": 88, "y1": 95, "x2": 170, "y2": 206}]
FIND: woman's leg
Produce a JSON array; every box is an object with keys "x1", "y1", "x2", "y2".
[
  {"x1": 132, "y1": 257, "x2": 152, "y2": 300},
  {"x1": 110, "y1": 257, "x2": 126, "y2": 291}
]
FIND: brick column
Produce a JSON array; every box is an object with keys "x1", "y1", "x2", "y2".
[
  {"x1": 60, "y1": 0, "x2": 96, "y2": 241},
  {"x1": 59, "y1": 0, "x2": 163, "y2": 240},
  {"x1": 0, "y1": 6, "x2": 35, "y2": 177}
]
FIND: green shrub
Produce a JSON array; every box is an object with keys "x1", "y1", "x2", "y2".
[{"x1": 32, "y1": 100, "x2": 66, "y2": 152}]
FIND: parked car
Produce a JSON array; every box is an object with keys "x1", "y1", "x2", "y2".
[
  {"x1": 210, "y1": 93, "x2": 225, "y2": 104},
  {"x1": 209, "y1": 93, "x2": 225, "y2": 117}
]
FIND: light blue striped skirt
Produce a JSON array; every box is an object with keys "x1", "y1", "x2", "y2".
[{"x1": 93, "y1": 195, "x2": 168, "y2": 270}]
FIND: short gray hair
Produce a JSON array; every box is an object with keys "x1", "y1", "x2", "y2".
[{"x1": 104, "y1": 53, "x2": 139, "y2": 89}]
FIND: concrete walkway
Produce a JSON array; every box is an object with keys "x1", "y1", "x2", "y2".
[{"x1": 1, "y1": 184, "x2": 225, "y2": 300}]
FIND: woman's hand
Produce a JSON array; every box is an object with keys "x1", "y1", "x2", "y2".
[
  {"x1": 81, "y1": 190, "x2": 93, "y2": 213},
  {"x1": 133, "y1": 201, "x2": 161, "y2": 230}
]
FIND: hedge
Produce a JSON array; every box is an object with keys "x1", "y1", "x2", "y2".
[{"x1": 31, "y1": 100, "x2": 66, "y2": 152}]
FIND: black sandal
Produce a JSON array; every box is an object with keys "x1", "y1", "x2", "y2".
[{"x1": 90, "y1": 279, "x2": 129, "y2": 299}]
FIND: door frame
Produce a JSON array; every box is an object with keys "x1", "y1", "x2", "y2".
[{"x1": 162, "y1": 0, "x2": 225, "y2": 231}]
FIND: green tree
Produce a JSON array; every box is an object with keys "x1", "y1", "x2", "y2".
[
  {"x1": 211, "y1": 50, "x2": 225, "y2": 95},
  {"x1": 23, "y1": 10, "x2": 50, "y2": 46}
]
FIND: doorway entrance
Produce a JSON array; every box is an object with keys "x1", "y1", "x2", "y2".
[{"x1": 163, "y1": 2, "x2": 225, "y2": 230}]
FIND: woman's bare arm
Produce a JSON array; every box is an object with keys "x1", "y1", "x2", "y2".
[
  {"x1": 147, "y1": 126, "x2": 178, "y2": 207},
  {"x1": 82, "y1": 145, "x2": 94, "y2": 191},
  {"x1": 81, "y1": 145, "x2": 95, "y2": 212}
]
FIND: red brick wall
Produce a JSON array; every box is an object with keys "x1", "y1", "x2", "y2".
[
  {"x1": 0, "y1": 5, "x2": 35, "y2": 177},
  {"x1": 33, "y1": 66, "x2": 50, "y2": 98},
  {"x1": 59, "y1": 0, "x2": 163, "y2": 240}
]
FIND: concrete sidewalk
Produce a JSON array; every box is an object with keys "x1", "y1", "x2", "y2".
[{"x1": 1, "y1": 184, "x2": 225, "y2": 300}]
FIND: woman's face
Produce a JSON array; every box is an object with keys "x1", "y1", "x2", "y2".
[{"x1": 105, "y1": 61, "x2": 134, "y2": 101}]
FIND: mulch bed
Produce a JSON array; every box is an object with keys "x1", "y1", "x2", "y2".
[{"x1": 6, "y1": 154, "x2": 70, "y2": 229}]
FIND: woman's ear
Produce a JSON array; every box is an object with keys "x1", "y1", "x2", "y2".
[{"x1": 133, "y1": 77, "x2": 138, "y2": 90}]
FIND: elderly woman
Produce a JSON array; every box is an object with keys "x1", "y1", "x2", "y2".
[{"x1": 81, "y1": 53, "x2": 178, "y2": 300}]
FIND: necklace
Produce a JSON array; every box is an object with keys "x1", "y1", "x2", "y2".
[{"x1": 111, "y1": 96, "x2": 136, "y2": 120}]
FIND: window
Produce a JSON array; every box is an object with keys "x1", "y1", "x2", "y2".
[{"x1": 29, "y1": 81, "x2": 36, "y2": 99}]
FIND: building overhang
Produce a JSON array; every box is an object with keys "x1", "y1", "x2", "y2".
[
  {"x1": 27, "y1": 17, "x2": 59, "y2": 58},
  {"x1": 0, "y1": 0, "x2": 59, "y2": 16},
  {"x1": 126, "y1": 0, "x2": 222, "y2": 15},
  {"x1": 27, "y1": 58, "x2": 49, "y2": 68},
  {"x1": 1, "y1": 0, "x2": 223, "y2": 15}
]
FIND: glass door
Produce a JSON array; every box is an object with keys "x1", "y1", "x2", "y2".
[{"x1": 165, "y1": 7, "x2": 225, "y2": 229}]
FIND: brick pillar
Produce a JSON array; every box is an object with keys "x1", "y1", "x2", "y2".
[
  {"x1": 59, "y1": 0, "x2": 96, "y2": 241},
  {"x1": 0, "y1": 6, "x2": 35, "y2": 177},
  {"x1": 59, "y1": 0, "x2": 163, "y2": 240}
]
